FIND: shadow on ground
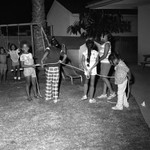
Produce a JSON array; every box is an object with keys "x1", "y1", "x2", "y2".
[{"x1": 0, "y1": 78, "x2": 150, "y2": 150}]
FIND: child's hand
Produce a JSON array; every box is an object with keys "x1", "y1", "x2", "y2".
[
  {"x1": 58, "y1": 60, "x2": 62, "y2": 64},
  {"x1": 32, "y1": 64, "x2": 36, "y2": 68},
  {"x1": 41, "y1": 61, "x2": 44, "y2": 68},
  {"x1": 89, "y1": 69, "x2": 92, "y2": 74}
]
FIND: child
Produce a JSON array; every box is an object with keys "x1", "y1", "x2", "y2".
[
  {"x1": 0, "y1": 47, "x2": 8, "y2": 82},
  {"x1": 20, "y1": 41, "x2": 39, "y2": 101},
  {"x1": 97, "y1": 33, "x2": 116, "y2": 100},
  {"x1": 41, "y1": 37, "x2": 67, "y2": 103},
  {"x1": 8, "y1": 44, "x2": 21, "y2": 80},
  {"x1": 81, "y1": 39, "x2": 99, "y2": 103},
  {"x1": 108, "y1": 53, "x2": 131, "y2": 110}
]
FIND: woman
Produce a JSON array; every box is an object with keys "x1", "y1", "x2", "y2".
[{"x1": 97, "y1": 33, "x2": 116, "y2": 100}]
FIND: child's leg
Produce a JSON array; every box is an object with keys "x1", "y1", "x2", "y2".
[
  {"x1": 45, "y1": 68, "x2": 53, "y2": 100},
  {"x1": 31, "y1": 77, "x2": 38, "y2": 97},
  {"x1": 25, "y1": 76, "x2": 32, "y2": 100},
  {"x1": 0, "y1": 70, "x2": 2, "y2": 82},
  {"x1": 12, "y1": 66, "x2": 17, "y2": 79},
  {"x1": 83, "y1": 76, "x2": 89, "y2": 96},
  {"x1": 52, "y1": 68, "x2": 59, "y2": 100},
  {"x1": 123, "y1": 81, "x2": 129, "y2": 108},
  {"x1": 3, "y1": 68, "x2": 7, "y2": 82},
  {"x1": 89, "y1": 75, "x2": 96, "y2": 99},
  {"x1": 16, "y1": 65, "x2": 21, "y2": 79},
  {"x1": 102, "y1": 77, "x2": 113, "y2": 94},
  {"x1": 116, "y1": 80, "x2": 128, "y2": 108}
]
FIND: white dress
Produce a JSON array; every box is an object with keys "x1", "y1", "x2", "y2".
[{"x1": 82, "y1": 50, "x2": 98, "y2": 76}]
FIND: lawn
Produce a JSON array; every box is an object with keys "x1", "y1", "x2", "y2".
[{"x1": 0, "y1": 77, "x2": 150, "y2": 150}]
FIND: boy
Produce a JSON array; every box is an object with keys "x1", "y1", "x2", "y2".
[
  {"x1": 0, "y1": 47, "x2": 8, "y2": 82},
  {"x1": 41, "y1": 37, "x2": 67, "y2": 103},
  {"x1": 108, "y1": 53, "x2": 131, "y2": 110}
]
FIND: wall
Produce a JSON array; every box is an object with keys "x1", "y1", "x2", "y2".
[
  {"x1": 47, "y1": 1, "x2": 70, "y2": 36},
  {"x1": 113, "y1": 15, "x2": 137, "y2": 37},
  {"x1": 67, "y1": 49, "x2": 79, "y2": 67},
  {"x1": 47, "y1": 1, "x2": 80, "y2": 37},
  {"x1": 138, "y1": 5, "x2": 150, "y2": 63},
  {"x1": 114, "y1": 36, "x2": 137, "y2": 64}
]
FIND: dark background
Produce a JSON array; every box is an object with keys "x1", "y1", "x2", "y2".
[{"x1": 0, "y1": 0, "x2": 92, "y2": 24}]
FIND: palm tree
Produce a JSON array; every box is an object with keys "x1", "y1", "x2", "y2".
[
  {"x1": 67, "y1": 9, "x2": 131, "y2": 40},
  {"x1": 32, "y1": 0, "x2": 46, "y2": 62}
]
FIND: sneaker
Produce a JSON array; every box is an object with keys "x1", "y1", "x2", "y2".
[
  {"x1": 112, "y1": 106, "x2": 123, "y2": 110},
  {"x1": 97, "y1": 94, "x2": 107, "y2": 99},
  {"x1": 81, "y1": 95, "x2": 87, "y2": 101},
  {"x1": 107, "y1": 93, "x2": 116, "y2": 100},
  {"x1": 45, "y1": 98, "x2": 52, "y2": 101},
  {"x1": 53, "y1": 99, "x2": 60, "y2": 103},
  {"x1": 18, "y1": 77, "x2": 21, "y2": 80},
  {"x1": 123, "y1": 103, "x2": 129, "y2": 108},
  {"x1": 89, "y1": 98, "x2": 96, "y2": 103}
]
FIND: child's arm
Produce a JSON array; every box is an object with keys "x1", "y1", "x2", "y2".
[
  {"x1": 41, "y1": 50, "x2": 49, "y2": 67},
  {"x1": 127, "y1": 69, "x2": 132, "y2": 81},
  {"x1": 81, "y1": 54, "x2": 88, "y2": 72},
  {"x1": 59, "y1": 53, "x2": 67, "y2": 64},
  {"x1": 21, "y1": 61, "x2": 35, "y2": 68}
]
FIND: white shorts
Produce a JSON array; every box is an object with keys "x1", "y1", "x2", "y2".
[
  {"x1": 84, "y1": 67, "x2": 97, "y2": 76},
  {"x1": 23, "y1": 68, "x2": 36, "y2": 78}
]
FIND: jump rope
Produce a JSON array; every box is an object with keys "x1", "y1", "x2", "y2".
[{"x1": 35, "y1": 26, "x2": 131, "y2": 100}]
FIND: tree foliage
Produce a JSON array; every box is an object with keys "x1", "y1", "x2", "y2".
[{"x1": 67, "y1": 9, "x2": 131, "y2": 39}]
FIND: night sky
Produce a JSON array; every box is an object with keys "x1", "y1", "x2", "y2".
[
  {"x1": 0, "y1": 0, "x2": 91, "y2": 25},
  {"x1": 0, "y1": 0, "x2": 32, "y2": 24}
]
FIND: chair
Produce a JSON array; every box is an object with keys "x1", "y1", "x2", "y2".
[{"x1": 62, "y1": 64, "x2": 83, "y2": 84}]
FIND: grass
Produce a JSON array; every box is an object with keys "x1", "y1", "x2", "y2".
[{"x1": 0, "y1": 78, "x2": 150, "y2": 150}]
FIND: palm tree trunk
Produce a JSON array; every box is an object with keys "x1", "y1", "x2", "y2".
[{"x1": 32, "y1": 0, "x2": 45, "y2": 63}]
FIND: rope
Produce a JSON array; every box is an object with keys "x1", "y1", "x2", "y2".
[
  {"x1": 35, "y1": 62, "x2": 115, "y2": 79},
  {"x1": 41, "y1": 26, "x2": 51, "y2": 47}
]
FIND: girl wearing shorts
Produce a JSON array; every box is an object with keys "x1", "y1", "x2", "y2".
[
  {"x1": 97, "y1": 33, "x2": 116, "y2": 100},
  {"x1": 81, "y1": 40, "x2": 99, "y2": 103},
  {"x1": 20, "y1": 41, "x2": 39, "y2": 101},
  {"x1": 9, "y1": 44, "x2": 21, "y2": 80}
]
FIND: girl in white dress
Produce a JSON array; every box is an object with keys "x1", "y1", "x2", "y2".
[{"x1": 81, "y1": 40, "x2": 99, "y2": 103}]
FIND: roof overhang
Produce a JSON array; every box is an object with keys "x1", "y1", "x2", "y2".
[{"x1": 86, "y1": 0, "x2": 150, "y2": 9}]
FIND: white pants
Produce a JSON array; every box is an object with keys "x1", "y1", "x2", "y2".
[{"x1": 117, "y1": 79, "x2": 129, "y2": 108}]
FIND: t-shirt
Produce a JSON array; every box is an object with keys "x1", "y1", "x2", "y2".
[
  {"x1": 20, "y1": 53, "x2": 34, "y2": 66},
  {"x1": 99, "y1": 41, "x2": 111, "y2": 63},
  {"x1": 44, "y1": 46, "x2": 65, "y2": 67},
  {"x1": 115, "y1": 60, "x2": 129, "y2": 84},
  {"x1": 9, "y1": 49, "x2": 20, "y2": 63},
  {"x1": 82, "y1": 50, "x2": 98, "y2": 69}
]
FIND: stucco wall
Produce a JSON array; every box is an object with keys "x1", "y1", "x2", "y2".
[
  {"x1": 67, "y1": 49, "x2": 79, "y2": 67},
  {"x1": 47, "y1": 1, "x2": 70, "y2": 36},
  {"x1": 138, "y1": 5, "x2": 150, "y2": 63},
  {"x1": 47, "y1": 1, "x2": 80, "y2": 37}
]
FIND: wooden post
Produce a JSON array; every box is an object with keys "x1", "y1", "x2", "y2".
[
  {"x1": 30, "y1": 24, "x2": 34, "y2": 56},
  {"x1": 6, "y1": 26, "x2": 9, "y2": 49},
  {"x1": 17, "y1": 25, "x2": 20, "y2": 48}
]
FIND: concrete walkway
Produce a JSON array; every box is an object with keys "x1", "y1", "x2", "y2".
[{"x1": 131, "y1": 65, "x2": 150, "y2": 128}]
